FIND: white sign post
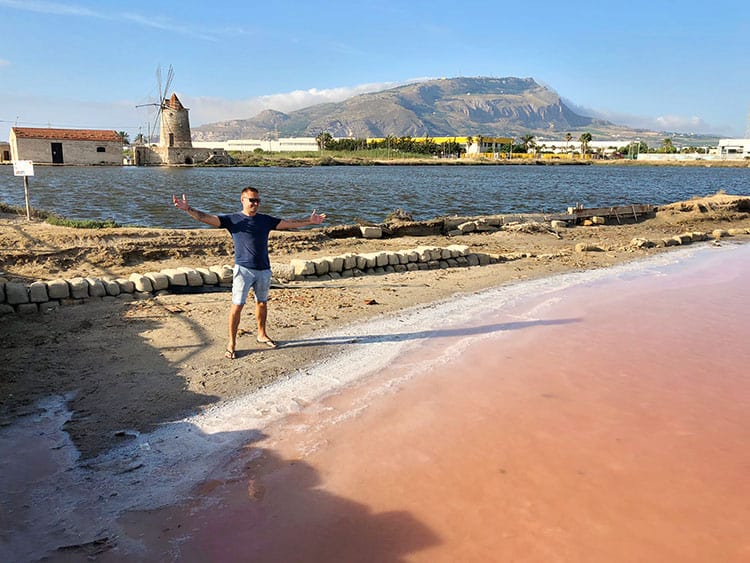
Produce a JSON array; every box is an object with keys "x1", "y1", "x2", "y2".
[{"x1": 13, "y1": 160, "x2": 35, "y2": 221}]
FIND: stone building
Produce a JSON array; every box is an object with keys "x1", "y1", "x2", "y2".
[
  {"x1": 0, "y1": 141, "x2": 10, "y2": 162},
  {"x1": 134, "y1": 93, "x2": 233, "y2": 166},
  {"x1": 9, "y1": 127, "x2": 123, "y2": 165}
]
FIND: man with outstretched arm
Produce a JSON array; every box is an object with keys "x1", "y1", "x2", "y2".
[{"x1": 173, "y1": 186, "x2": 326, "y2": 359}]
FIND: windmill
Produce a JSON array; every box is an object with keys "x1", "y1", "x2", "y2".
[{"x1": 136, "y1": 65, "x2": 175, "y2": 144}]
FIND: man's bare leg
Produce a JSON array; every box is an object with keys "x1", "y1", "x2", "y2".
[
  {"x1": 227, "y1": 303, "x2": 244, "y2": 357},
  {"x1": 255, "y1": 301, "x2": 277, "y2": 347}
]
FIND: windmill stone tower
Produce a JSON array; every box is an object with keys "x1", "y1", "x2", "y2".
[{"x1": 160, "y1": 93, "x2": 193, "y2": 148}]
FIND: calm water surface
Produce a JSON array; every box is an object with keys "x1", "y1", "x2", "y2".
[{"x1": 0, "y1": 164, "x2": 747, "y2": 228}]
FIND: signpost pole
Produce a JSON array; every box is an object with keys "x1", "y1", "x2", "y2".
[{"x1": 23, "y1": 175, "x2": 31, "y2": 221}]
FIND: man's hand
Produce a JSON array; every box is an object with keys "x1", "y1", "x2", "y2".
[
  {"x1": 173, "y1": 194, "x2": 189, "y2": 212},
  {"x1": 310, "y1": 210, "x2": 327, "y2": 224}
]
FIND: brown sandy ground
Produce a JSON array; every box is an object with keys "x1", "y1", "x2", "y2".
[{"x1": 1, "y1": 193, "x2": 749, "y2": 458}]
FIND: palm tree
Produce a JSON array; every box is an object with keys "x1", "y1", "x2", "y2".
[
  {"x1": 117, "y1": 131, "x2": 130, "y2": 145},
  {"x1": 579, "y1": 132, "x2": 592, "y2": 157},
  {"x1": 565, "y1": 133, "x2": 572, "y2": 153},
  {"x1": 315, "y1": 131, "x2": 333, "y2": 150},
  {"x1": 521, "y1": 134, "x2": 535, "y2": 153}
]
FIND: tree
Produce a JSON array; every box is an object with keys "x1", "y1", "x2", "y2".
[
  {"x1": 565, "y1": 133, "x2": 573, "y2": 153},
  {"x1": 659, "y1": 138, "x2": 677, "y2": 154},
  {"x1": 117, "y1": 131, "x2": 130, "y2": 145},
  {"x1": 521, "y1": 134, "x2": 535, "y2": 153},
  {"x1": 578, "y1": 132, "x2": 592, "y2": 156},
  {"x1": 315, "y1": 131, "x2": 333, "y2": 150}
]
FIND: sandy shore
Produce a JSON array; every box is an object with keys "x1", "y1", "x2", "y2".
[{"x1": 1, "y1": 193, "x2": 749, "y2": 461}]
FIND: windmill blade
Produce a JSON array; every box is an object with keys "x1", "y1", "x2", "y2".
[{"x1": 162, "y1": 65, "x2": 174, "y2": 101}]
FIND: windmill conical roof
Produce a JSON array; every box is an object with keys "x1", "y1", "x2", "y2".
[{"x1": 164, "y1": 93, "x2": 185, "y2": 110}]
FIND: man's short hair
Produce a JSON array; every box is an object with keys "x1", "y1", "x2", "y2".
[{"x1": 241, "y1": 186, "x2": 259, "y2": 196}]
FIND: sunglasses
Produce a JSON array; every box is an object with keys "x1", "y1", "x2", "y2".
[{"x1": 244, "y1": 197, "x2": 260, "y2": 204}]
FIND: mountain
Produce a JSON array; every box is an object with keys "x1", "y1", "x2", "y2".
[{"x1": 189, "y1": 77, "x2": 696, "y2": 143}]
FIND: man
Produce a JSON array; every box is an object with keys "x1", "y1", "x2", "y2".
[{"x1": 173, "y1": 187, "x2": 326, "y2": 359}]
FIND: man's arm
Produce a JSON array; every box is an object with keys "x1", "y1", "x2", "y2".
[
  {"x1": 172, "y1": 194, "x2": 221, "y2": 227},
  {"x1": 276, "y1": 209, "x2": 327, "y2": 230}
]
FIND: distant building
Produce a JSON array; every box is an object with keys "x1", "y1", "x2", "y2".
[
  {"x1": 193, "y1": 137, "x2": 321, "y2": 152},
  {"x1": 0, "y1": 141, "x2": 10, "y2": 162},
  {"x1": 134, "y1": 93, "x2": 233, "y2": 166},
  {"x1": 9, "y1": 127, "x2": 123, "y2": 165},
  {"x1": 717, "y1": 138, "x2": 750, "y2": 158}
]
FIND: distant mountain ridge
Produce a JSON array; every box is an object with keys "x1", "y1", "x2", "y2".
[{"x1": 190, "y1": 77, "x2": 703, "y2": 143}]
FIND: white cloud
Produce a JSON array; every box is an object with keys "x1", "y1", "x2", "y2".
[
  {"x1": 0, "y1": 0, "x2": 222, "y2": 41},
  {"x1": 562, "y1": 98, "x2": 735, "y2": 136}
]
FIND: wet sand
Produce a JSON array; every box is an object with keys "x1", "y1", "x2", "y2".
[{"x1": 106, "y1": 243, "x2": 750, "y2": 562}]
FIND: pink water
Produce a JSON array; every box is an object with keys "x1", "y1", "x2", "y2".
[{"x1": 34, "y1": 245, "x2": 750, "y2": 561}]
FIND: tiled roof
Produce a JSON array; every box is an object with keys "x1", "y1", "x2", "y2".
[{"x1": 11, "y1": 127, "x2": 122, "y2": 142}]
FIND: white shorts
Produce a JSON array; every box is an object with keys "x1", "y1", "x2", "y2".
[{"x1": 232, "y1": 265, "x2": 272, "y2": 305}]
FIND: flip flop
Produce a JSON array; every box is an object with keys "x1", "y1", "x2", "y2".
[
  {"x1": 224, "y1": 348, "x2": 237, "y2": 359},
  {"x1": 256, "y1": 338, "x2": 277, "y2": 349}
]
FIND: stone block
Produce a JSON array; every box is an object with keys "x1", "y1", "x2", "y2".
[
  {"x1": 728, "y1": 228, "x2": 747, "y2": 236},
  {"x1": 86, "y1": 277, "x2": 106, "y2": 297},
  {"x1": 329, "y1": 256, "x2": 345, "y2": 273},
  {"x1": 712, "y1": 229, "x2": 729, "y2": 239},
  {"x1": 116, "y1": 279, "x2": 135, "y2": 293},
  {"x1": 457, "y1": 221, "x2": 477, "y2": 233},
  {"x1": 29, "y1": 281, "x2": 49, "y2": 303},
  {"x1": 68, "y1": 277, "x2": 89, "y2": 299},
  {"x1": 129, "y1": 273, "x2": 153, "y2": 293},
  {"x1": 195, "y1": 268, "x2": 219, "y2": 285},
  {"x1": 360, "y1": 226, "x2": 382, "y2": 239},
  {"x1": 467, "y1": 254, "x2": 479, "y2": 267},
  {"x1": 591, "y1": 216, "x2": 606, "y2": 225},
  {"x1": 629, "y1": 238, "x2": 655, "y2": 249},
  {"x1": 447, "y1": 244, "x2": 470, "y2": 257},
  {"x1": 47, "y1": 279, "x2": 70, "y2": 299},
  {"x1": 342, "y1": 253, "x2": 357, "y2": 270},
  {"x1": 145, "y1": 272, "x2": 169, "y2": 291},
  {"x1": 102, "y1": 280, "x2": 120, "y2": 296},
  {"x1": 357, "y1": 253, "x2": 378, "y2": 270},
  {"x1": 550, "y1": 220, "x2": 569, "y2": 229},
  {"x1": 575, "y1": 243, "x2": 604, "y2": 252},
  {"x1": 209, "y1": 265, "x2": 234, "y2": 284},
  {"x1": 290, "y1": 259, "x2": 315, "y2": 276},
  {"x1": 161, "y1": 268, "x2": 188, "y2": 286},
  {"x1": 0, "y1": 303, "x2": 14, "y2": 315},
  {"x1": 374, "y1": 252, "x2": 389, "y2": 267},
  {"x1": 387, "y1": 252, "x2": 400, "y2": 266},
  {"x1": 177, "y1": 267, "x2": 204, "y2": 286},
  {"x1": 5, "y1": 283, "x2": 28, "y2": 305},
  {"x1": 313, "y1": 258, "x2": 330, "y2": 276}
]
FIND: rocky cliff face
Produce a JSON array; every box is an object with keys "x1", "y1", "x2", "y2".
[{"x1": 192, "y1": 76, "x2": 613, "y2": 141}]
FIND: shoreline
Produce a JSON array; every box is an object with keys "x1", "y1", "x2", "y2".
[{"x1": 1, "y1": 193, "x2": 750, "y2": 461}]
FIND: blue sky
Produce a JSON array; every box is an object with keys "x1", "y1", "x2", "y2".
[{"x1": 1, "y1": 0, "x2": 748, "y2": 142}]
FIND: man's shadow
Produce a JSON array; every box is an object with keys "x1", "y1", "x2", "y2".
[
  {"x1": 280, "y1": 317, "x2": 581, "y2": 349},
  {"x1": 108, "y1": 428, "x2": 442, "y2": 562}
]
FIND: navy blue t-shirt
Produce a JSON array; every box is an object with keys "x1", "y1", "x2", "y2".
[{"x1": 218, "y1": 212, "x2": 281, "y2": 270}]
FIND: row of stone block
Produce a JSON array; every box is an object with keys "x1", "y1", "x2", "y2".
[
  {"x1": 287, "y1": 245, "x2": 495, "y2": 280},
  {"x1": 0, "y1": 265, "x2": 234, "y2": 315},
  {"x1": 0, "y1": 246, "x2": 496, "y2": 314}
]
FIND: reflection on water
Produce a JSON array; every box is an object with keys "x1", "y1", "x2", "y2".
[{"x1": 0, "y1": 164, "x2": 748, "y2": 228}]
